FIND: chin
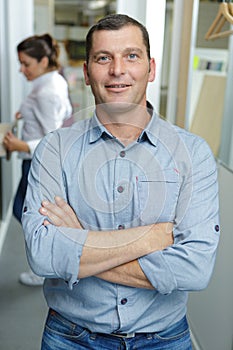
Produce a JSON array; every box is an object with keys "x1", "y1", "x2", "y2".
[{"x1": 103, "y1": 101, "x2": 137, "y2": 112}]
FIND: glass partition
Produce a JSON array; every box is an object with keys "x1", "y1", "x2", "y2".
[
  {"x1": 188, "y1": 1, "x2": 229, "y2": 159},
  {"x1": 163, "y1": 0, "x2": 233, "y2": 172}
]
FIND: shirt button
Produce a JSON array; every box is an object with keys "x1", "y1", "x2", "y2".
[
  {"x1": 120, "y1": 150, "x2": 126, "y2": 158},
  {"x1": 118, "y1": 224, "x2": 125, "y2": 230},
  {"x1": 117, "y1": 185, "x2": 124, "y2": 193},
  {"x1": 121, "y1": 298, "x2": 128, "y2": 305},
  {"x1": 215, "y1": 225, "x2": 220, "y2": 232}
]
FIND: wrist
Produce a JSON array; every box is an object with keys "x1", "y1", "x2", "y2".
[{"x1": 17, "y1": 140, "x2": 30, "y2": 153}]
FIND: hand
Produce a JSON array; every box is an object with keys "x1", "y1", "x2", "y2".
[
  {"x1": 3, "y1": 132, "x2": 29, "y2": 153},
  {"x1": 15, "y1": 111, "x2": 22, "y2": 119},
  {"x1": 3, "y1": 131, "x2": 20, "y2": 152},
  {"x1": 39, "y1": 196, "x2": 83, "y2": 229}
]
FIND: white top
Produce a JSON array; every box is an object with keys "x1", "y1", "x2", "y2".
[{"x1": 19, "y1": 70, "x2": 72, "y2": 159}]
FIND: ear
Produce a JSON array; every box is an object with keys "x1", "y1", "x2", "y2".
[
  {"x1": 83, "y1": 62, "x2": 90, "y2": 86},
  {"x1": 148, "y1": 58, "x2": 156, "y2": 83},
  {"x1": 40, "y1": 56, "x2": 49, "y2": 68}
]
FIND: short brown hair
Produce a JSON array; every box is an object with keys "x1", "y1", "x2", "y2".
[{"x1": 85, "y1": 14, "x2": 151, "y2": 65}]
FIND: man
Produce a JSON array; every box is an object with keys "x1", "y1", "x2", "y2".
[{"x1": 22, "y1": 14, "x2": 220, "y2": 350}]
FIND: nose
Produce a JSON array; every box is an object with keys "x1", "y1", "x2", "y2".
[
  {"x1": 109, "y1": 57, "x2": 126, "y2": 76},
  {"x1": 19, "y1": 64, "x2": 25, "y2": 73}
]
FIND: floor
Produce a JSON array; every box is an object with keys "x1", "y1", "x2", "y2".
[{"x1": 0, "y1": 217, "x2": 48, "y2": 350}]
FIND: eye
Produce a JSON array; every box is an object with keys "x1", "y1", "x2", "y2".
[
  {"x1": 128, "y1": 53, "x2": 138, "y2": 60},
  {"x1": 20, "y1": 61, "x2": 30, "y2": 68},
  {"x1": 97, "y1": 55, "x2": 111, "y2": 63}
]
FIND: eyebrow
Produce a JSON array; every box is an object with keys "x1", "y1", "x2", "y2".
[{"x1": 92, "y1": 47, "x2": 144, "y2": 58}]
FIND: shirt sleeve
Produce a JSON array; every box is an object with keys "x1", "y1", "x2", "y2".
[
  {"x1": 22, "y1": 131, "x2": 88, "y2": 289},
  {"x1": 20, "y1": 75, "x2": 72, "y2": 157},
  {"x1": 139, "y1": 138, "x2": 220, "y2": 294},
  {"x1": 33, "y1": 91, "x2": 71, "y2": 134},
  {"x1": 27, "y1": 139, "x2": 41, "y2": 155}
]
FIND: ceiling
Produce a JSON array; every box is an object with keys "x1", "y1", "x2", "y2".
[
  {"x1": 54, "y1": 0, "x2": 116, "y2": 25},
  {"x1": 55, "y1": 0, "x2": 116, "y2": 12}
]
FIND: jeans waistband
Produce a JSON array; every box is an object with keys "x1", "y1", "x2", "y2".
[{"x1": 48, "y1": 309, "x2": 188, "y2": 340}]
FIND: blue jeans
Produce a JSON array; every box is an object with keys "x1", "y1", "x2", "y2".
[
  {"x1": 13, "y1": 160, "x2": 31, "y2": 223},
  {"x1": 41, "y1": 309, "x2": 192, "y2": 350}
]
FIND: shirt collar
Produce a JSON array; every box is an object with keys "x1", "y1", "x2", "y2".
[
  {"x1": 89, "y1": 112, "x2": 113, "y2": 143},
  {"x1": 89, "y1": 102, "x2": 160, "y2": 146},
  {"x1": 32, "y1": 70, "x2": 58, "y2": 89}
]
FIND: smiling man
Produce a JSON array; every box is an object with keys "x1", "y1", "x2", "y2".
[{"x1": 22, "y1": 14, "x2": 220, "y2": 350}]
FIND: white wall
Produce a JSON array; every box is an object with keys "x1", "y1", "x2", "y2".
[
  {"x1": 7, "y1": 0, "x2": 34, "y2": 117},
  {"x1": 219, "y1": 32, "x2": 233, "y2": 170},
  {"x1": 188, "y1": 163, "x2": 233, "y2": 350},
  {"x1": 116, "y1": 0, "x2": 166, "y2": 113},
  {"x1": 34, "y1": 0, "x2": 54, "y2": 35},
  {"x1": 0, "y1": 0, "x2": 33, "y2": 253}
]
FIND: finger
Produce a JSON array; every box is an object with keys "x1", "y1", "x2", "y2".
[
  {"x1": 54, "y1": 197, "x2": 83, "y2": 228},
  {"x1": 54, "y1": 196, "x2": 80, "y2": 224},
  {"x1": 43, "y1": 199, "x2": 70, "y2": 223},
  {"x1": 39, "y1": 203, "x2": 65, "y2": 226},
  {"x1": 41, "y1": 199, "x2": 78, "y2": 227},
  {"x1": 41, "y1": 198, "x2": 83, "y2": 229},
  {"x1": 43, "y1": 219, "x2": 51, "y2": 226},
  {"x1": 54, "y1": 196, "x2": 74, "y2": 214},
  {"x1": 3, "y1": 135, "x2": 9, "y2": 143}
]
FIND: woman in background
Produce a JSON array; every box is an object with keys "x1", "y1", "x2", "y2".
[{"x1": 3, "y1": 33, "x2": 72, "y2": 286}]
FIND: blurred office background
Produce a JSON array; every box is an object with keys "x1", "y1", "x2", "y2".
[{"x1": 0, "y1": 1, "x2": 233, "y2": 349}]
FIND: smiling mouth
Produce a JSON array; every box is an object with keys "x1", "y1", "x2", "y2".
[{"x1": 105, "y1": 84, "x2": 131, "y2": 88}]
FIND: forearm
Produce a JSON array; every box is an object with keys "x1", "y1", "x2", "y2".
[
  {"x1": 17, "y1": 140, "x2": 30, "y2": 153},
  {"x1": 39, "y1": 197, "x2": 173, "y2": 280},
  {"x1": 78, "y1": 223, "x2": 173, "y2": 278},
  {"x1": 96, "y1": 259, "x2": 154, "y2": 289}
]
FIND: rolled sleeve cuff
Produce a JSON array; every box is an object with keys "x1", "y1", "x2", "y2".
[
  {"x1": 27, "y1": 139, "x2": 41, "y2": 155},
  {"x1": 139, "y1": 251, "x2": 177, "y2": 294},
  {"x1": 52, "y1": 227, "x2": 88, "y2": 289}
]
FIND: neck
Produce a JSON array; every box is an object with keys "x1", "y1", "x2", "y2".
[
  {"x1": 109, "y1": 122, "x2": 145, "y2": 145},
  {"x1": 96, "y1": 103, "x2": 151, "y2": 143}
]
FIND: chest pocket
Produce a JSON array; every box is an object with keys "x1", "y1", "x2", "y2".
[{"x1": 137, "y1": 169, "x2": 180, "y2": 224}]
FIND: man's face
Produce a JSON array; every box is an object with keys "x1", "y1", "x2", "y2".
[{"x1": 83, "y1": 25, "x2": 155, "y2": 109}]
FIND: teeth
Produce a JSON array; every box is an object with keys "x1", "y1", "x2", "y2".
[{"x1": 107, "y1": 84, "x2": 127, "y2": 88}]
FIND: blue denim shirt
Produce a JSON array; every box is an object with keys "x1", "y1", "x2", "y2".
[{"x1": 22, "y1": 107, "x2": 220, "y2": 334}]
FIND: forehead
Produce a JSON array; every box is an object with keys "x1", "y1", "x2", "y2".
[
  {"x1": 91, "y1": 25, "x2": 145, "y2": 52},
  {"x1": 18, "y1": 51, "x2": 34, "y2": 62}
]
